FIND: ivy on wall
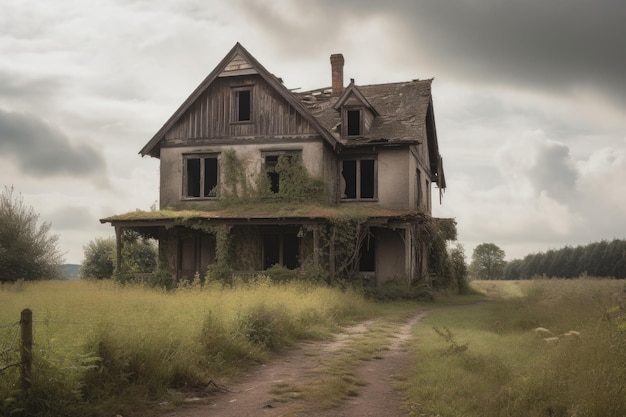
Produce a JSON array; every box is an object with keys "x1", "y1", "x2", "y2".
[{"x1": 219, "y1": 150, "x2": 325, "y2": 205}]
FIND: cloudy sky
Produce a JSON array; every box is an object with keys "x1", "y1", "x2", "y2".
[{"x1": 1, "y1": 0, "x2": 624, "y2": 265}]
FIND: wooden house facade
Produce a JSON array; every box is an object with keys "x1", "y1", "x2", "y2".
[{"x1": 101, "y1": 43, "x2": 448, "y2": 286}]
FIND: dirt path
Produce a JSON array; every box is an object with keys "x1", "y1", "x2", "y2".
[{"x1": 159, "y1": 310, "x2": 430, "y2": 417}]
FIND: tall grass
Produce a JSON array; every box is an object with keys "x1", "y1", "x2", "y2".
[
  {"x1": 402, "y1": 279, "x2": 626, "y2": 417},
  {"x1": 0, "y1": 279, "x2": 374, "y2": 417}
]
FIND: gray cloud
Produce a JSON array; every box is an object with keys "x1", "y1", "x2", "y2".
[
  {"x1": 497, "y1": 133, "x2": 578, "y2": 202},
  {"x1": 0, "y1": 71, "x2": 63, "y2": 101},
  {"x1": 0, "y1": 109, "x2": 107, "y2": 178},
  {"x1": 257, "y1": 0, "x2": 626, "y2": 109},
  {"x1": 404, "y1": 1, "x2": 625, "y2": 102},
  {"x1": 527, "y1": 141, "x2": 578, "y2": 201}
]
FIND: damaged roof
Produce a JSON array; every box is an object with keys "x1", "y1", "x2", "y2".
[{"x1": 295, "y1": 79, "x2": 435, "y2": 146}]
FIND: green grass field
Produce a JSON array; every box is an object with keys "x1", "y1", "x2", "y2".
[
  {"x1": 0, "y1": 279, "x2": 375, "y2": 417},
  {"x1": 3, "y1": 278, "x2": 625, "y2": 417},
  {"x1": 402, "y1": 279, "x2": 626, "y2": 417}
]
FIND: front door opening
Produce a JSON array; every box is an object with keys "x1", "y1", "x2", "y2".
[
  {"x1": 263, "y1": 232, "x2": 299, "y2": 269},
  {"x1": 359, "y1": 235, "x2": 376, "y2": 272}
]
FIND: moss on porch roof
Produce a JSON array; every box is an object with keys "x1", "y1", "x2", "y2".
[{"x1": 100, "y1": 203, "x2": 425, "y2": 224}]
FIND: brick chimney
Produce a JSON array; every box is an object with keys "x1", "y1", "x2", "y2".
[{"x1": 330, "y1": 53, "x2": 344, "y2": 97}]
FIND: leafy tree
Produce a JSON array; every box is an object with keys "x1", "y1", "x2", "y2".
[
  {"x1": 120, "y1": 231, "x2": 158, "y2": 274},
  {"x1": 470, "y1": 243, "x2": 506, "y2": 280},
  {"x1": 80, "y1": 233, "x2": 157, "y2": 280},
  {"x1": 0, "y1": 186, "x2": 63, "y2": 282},
  {"x1": 449, "y1": 243, "x2": 469, "y2": 294},
  {"x1": 80, "y1": 237, "x2": 115, "y2": 279}
]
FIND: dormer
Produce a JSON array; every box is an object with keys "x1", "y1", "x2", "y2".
[{"x1": 333, "y1": 80, "x2": 379, "y2": 137}]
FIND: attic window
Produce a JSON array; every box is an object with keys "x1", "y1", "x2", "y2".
[
  {"x1": 232, "y1": 86, "x2": 253, "y2": 122},
  {"x1": 346, "y1": 110, "x2": 361, "y2": 136},
  {"x1": 184, "y1": 154, "x2": 219, "y2": 198}
]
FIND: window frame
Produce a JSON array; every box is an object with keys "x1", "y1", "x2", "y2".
[
  {"x1": 182, "y1": 153, "x2": 220, "y2": 200},
  {"x1": 340, "y1": 155, "x2": 378, "y2": 201},
  {"x1": 231, "y1": 85, "x2": 254, "y2": 124},
  {"x1": 343, "y1": 107, "x2": 363, "y2": 137}
]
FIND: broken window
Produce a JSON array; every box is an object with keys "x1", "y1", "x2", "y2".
[
  {"x1": 265, "y1": 155, "x2": 280, "y2": 193},
  {"x1": 232, "y1": 87, "x2": 252, "y2": 122},
  {"x1": 263, "y1": 152, "x2": 301, "y2": 194},
  {"x1": 263, "y1": 232, "x2": 299, "y2": 269},
  {"x1": 346, "y1": 109, "x2": 361, "y2": 136},
  {"x1": 184, "y1": 155, "x2": 218, "y2": 198},
  {"x1": 341, "y1": 158, "x2": 376, "y2": 200}
]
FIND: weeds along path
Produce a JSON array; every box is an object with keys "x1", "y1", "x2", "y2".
[{"x1": 159, "y1": 309, "x2": 430, "y2": 417}]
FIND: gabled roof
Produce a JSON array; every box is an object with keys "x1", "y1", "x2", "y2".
[
  {"x1": 333, "y1": 80, "x2": 380, "y2": 115},
  {"x1": 140, "y1": 43, "x2": 339, "y2": 158}
]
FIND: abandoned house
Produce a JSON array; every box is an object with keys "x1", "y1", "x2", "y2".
[{"x1": 101, "y1": 42, "x2": 451, "y2": 286}]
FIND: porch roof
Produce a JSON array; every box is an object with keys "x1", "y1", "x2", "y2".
[{"x1": 100, "y1": 204, "x2": 428, "y2": 227}]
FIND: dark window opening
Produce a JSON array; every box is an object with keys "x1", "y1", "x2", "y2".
[
  {"x1": 237, "y1": 89, "x2": 251, "y2": 121},
  {"x1": 187, "y1": 158, "x2": 201, "y2": 198},
  {"x1": 283, "y1": 234, "x2": 299, "y2": 269},
  {"x1": 342, "y1": 160, "x2": 357, "y2": 198},
  {"x1": 341, "y1": 158, "x2": 375, "y2": 200},
  {"x1": 263, "y1": 234, "x2": 280, "y2": 269},
  {"x1": 359, "y1": 235, "x2": 376, "y2": 272},
  {"x1": 265, "y1": 155, "x2": 280, "y2": 193},
  {"x1": 186, "y1": 156, "x2": 218, "y2": 198},
  {"x1": 204, "y1": 158, "x2": 218, "y2": 197},
  {"x1": 360, "y1": 159, "x2": 375, "y2": 199},
  {"x1": 347, "y1": 110, "x2": 361, "y2": 136},
  {"x1": 263, "y1": 233, "x2": 299, "y2": 269}
]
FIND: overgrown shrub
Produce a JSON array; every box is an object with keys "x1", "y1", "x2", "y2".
[
  {"x1": 364, "y1": 278, "x2": 433, "y2": 301},
  {"x1": 238, "y1": 304, "x2": 292, "y2": 351}
]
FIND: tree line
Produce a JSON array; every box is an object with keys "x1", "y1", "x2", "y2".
[
  {"x1": 469, "y1": 239, "x2": 626, "y2": 280},
  {"x1": 502, "y1": 239, "x2": 626, "y2": 279}
]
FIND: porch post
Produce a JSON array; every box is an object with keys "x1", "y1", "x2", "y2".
[
  {"x1": 329, "y1": 225, "x2": 336, "y2": 282},
  {"x1": 114, "y1": 226, "x2": 122, "y2": 273},
  {"x1": 313, "y1": 225, "x2": 320, "y2": 267},
  {"x1": 405, "y1": 226, "x2": 412, "y2": 282}
]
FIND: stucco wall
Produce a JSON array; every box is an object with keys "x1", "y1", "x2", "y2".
[
  {"x1": 377, "y1": 148, "x2": 410, "y2": 209},
  {"x1": 159, "y1": 140, "x2": 330, "y2": 209}
]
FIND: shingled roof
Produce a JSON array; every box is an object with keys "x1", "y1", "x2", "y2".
[{"x1": 294, "y1": 79, "x2": 435, "y2": 146}]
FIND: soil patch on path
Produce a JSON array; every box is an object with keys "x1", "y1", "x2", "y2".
[{"x1": 159, "y1": 310, "x2": 430, "y2": 417}]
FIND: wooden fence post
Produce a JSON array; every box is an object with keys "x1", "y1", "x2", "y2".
[{"x1": 20, "y1": 308, "x2": 32, "y2": 391}]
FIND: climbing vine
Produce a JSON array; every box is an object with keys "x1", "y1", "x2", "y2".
[
  {"x1": 221, "y1": 149, "x2": 250, "y2": 202},
  {"x1": 219, "y1": 151, "x2": 326, "y2": 205}
]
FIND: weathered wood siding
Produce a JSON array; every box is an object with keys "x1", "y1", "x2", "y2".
[{"x1": 164, "y1": 75, "x2": 317, "y2": 140}]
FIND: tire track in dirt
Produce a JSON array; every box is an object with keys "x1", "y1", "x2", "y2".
[{"x1": 159, "y1": 311, "x2": 430, "y2": 417}]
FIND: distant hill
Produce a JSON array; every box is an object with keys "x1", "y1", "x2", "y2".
[{"x1": 61, "y1": 264, "x2": 81, "y2": 280}]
